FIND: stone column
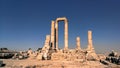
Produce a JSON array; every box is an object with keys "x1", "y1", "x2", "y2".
[
  {"x1": 55, "y1": 17, "x2": 69, "y2": 50},
  {"x1": 64, "y1": 19, "x2": 68, "y2": 50},
  {"x1": 87, "y1": 30, "x2": 93, "y2": 50},
  {"x1": 55, "y1": 22, "x2": 58, "y2": 50},
  {"x1": 76, "y1": 37, "x2": 81, "y2": 50},
  {"x1": 42, "y1": 35, "x2": 51, "y2": 51},
  {"x1": 45, "y1": 35, "x2": 51, "y2": 46},
  {"x1": 51, "y1": 20, "x2": 55, "y2": 49}
]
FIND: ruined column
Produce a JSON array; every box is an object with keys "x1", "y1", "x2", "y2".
[
  {"x1": 87, "y1": 30, "x2": 94, "y2": 50},
  {"x1": 76, "y1": 37, "x2": 81, "y2": 50},
  {"x1": 51, "y1": 20, "x2": 55, "y2": 49},
  {"x1": 64, "y1": 19, "x2": 68, "y2": 50},
  {"x1": 55, "y1": 17, "x2": 68, "y2": 51},
  {"x1": 46, "y1": 35, "x2": 51, "y2": 45},
  {"x1": 55, "y1": 22, "x2": 58, "y2": 50},
  {"x1": 42, "y1": 35, "x2": 51, "y2": 51}
]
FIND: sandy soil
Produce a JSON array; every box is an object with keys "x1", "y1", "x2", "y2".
[{"x1": 1, "y1": 59, "x2": 120, "y2": 68}]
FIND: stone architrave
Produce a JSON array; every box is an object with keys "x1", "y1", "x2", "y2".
[
  {"x1": 55, "y1": 17, "x2": 68, "y2": 50},
  {"x1": 51, "y1": 20, "x2": 55, "y2": 49},
  {"x1": 76, "y1": 37, "x2": 81, "y2": 50}
]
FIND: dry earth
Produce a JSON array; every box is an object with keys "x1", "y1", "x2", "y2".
[
  {"x1": 0, "y1": 59, "x2": 107, "y2": 68},
  {"x1": 1, "y1": 59, "x2": 120, "y2": 68}
]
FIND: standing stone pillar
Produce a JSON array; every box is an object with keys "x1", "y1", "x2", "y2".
[
  {"x1": 64, "y1": 19, "x2": 68, "y2": 50},
  {"x1": 51, "y1": 20, "x2": 55, "y2": 49},
  {"x1": 76, "y1": 37, "x2": 81, "y2": 50},
  {"x1": 87, "y1": 30, "x2": 94, "y2": 50},
  {"x1": 55, "y1": 22, "x2": 58, "y2": 50}
]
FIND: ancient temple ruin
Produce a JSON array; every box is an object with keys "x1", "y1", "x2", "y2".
[
  {"x1": 2, "y1": 17, "x2": 120, "y2": 68},
  {"x1": 51, "y1": 17, "x2": 68, "y2": 51},
  {"x1": 42, "y1": 17, "x2": 98, "y2": 61}
]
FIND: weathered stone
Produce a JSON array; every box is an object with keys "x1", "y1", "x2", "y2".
[
  {"x1": 87, "y1": 30, "x2": 94, "y2": 51},
  {"x1": 55, "y1": 17, "x2": 68, "y2": 50},
  {"x1": 36, "y1": 53, "x2": 43, "y2": 60},
  {"x1": 42, "y1": 35, "x2": 50, "y2": 52},
  {"x1": 98, "y1": 54, "x2": 106, "y2": 60},
  {"x1": 51, "y1": 49, "x2": 86, "y2": 61},
  {"x1": 27, "y1": 49, "x2": 33, "y2": 56},
  {"x1": 40, "y1": 17, "x2": 99, "y2": 62},
  {"x1": 28, "y1": 53, "x2": 36, "y2": 59},
  {"x1": 76, "y1": 37, "x2": 81, "y2": 50},
  {"x1": 51, "y1": 20, "x2": 55, "y2": 50},
  {"x1": 86, "y1": 51, "x2": 99, "y2": 61}
]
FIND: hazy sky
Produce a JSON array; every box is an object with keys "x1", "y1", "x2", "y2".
[{"x1": 0, "y1": 0, "x2": 120, "y2": 53}]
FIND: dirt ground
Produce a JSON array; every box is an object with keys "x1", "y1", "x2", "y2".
[{"x1": 1, "y1": 59, "x2": 120, "y2": 68}]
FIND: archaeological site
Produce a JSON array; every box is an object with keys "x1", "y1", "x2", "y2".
[
  {"x1": 42, "y1": 17, "x2": 98, "y2": 61},
  {"x1": 0, "y1": 17, "x2": 120, "y2": 68}
]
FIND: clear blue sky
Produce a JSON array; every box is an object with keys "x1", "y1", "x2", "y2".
[{"x1": 0, "y1": 0, "x2": 120, "y2": 53}]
